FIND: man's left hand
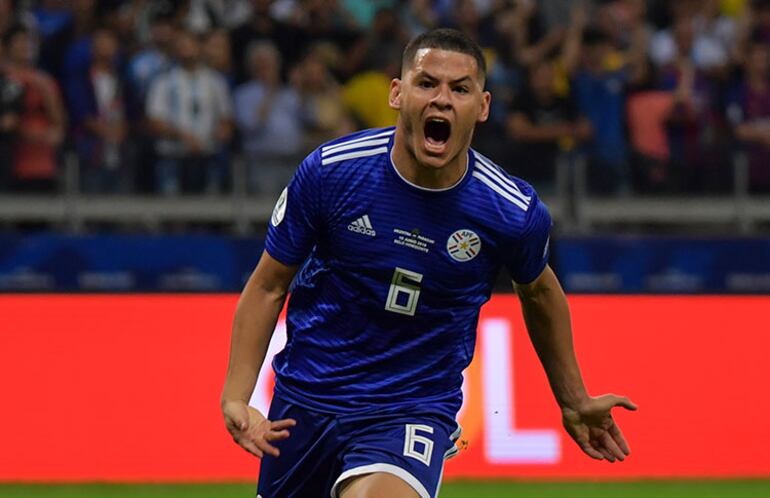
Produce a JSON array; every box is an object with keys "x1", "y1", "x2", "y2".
[{"x1": 562, "y1": 394, "x2": 637, "y2": 463}]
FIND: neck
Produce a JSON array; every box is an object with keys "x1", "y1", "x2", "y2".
[
  {"x1": 391, "y1": 126, "x2": 468, "y2": 190},
  {"x1": 92, "y1": 60, "x2": 111, "y2": 72}
]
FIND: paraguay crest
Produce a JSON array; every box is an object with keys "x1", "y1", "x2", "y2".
[{"x1": 447, "y1": 229, "x2": 481, "y2": 262}]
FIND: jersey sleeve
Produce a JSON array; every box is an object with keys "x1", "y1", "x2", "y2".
[
  {"x1": 264, "y1": 149, "x2": 324, "y2": 266},
  {"x1": 505, "y1": 195, "x2": 552, "y2": 284}
]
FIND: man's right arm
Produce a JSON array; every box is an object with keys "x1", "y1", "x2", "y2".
[{"x1": 221, "y1": 250, "x2": 299, "y2": 458}]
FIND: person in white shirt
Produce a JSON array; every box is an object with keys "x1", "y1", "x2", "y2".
[{"x1": 146, "y1": 28, "x2": 233, "y2": 194}]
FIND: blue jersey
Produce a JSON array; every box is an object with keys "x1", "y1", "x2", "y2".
[{"x1": 265, "y1": 127, "x2": 551, "y2": 420}]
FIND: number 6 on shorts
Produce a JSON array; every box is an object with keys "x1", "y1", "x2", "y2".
[{"x1": 403, "y1": 424, "x2": 434, "y2": 466}]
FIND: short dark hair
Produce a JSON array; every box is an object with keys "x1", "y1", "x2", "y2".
[{"x1": 402, "y1": 28, "x2": 486, "y2": 79}]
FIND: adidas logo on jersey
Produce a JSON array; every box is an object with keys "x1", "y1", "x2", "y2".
[{"x1": 348, "y1": 214, "x2": 376, "y2": 237}]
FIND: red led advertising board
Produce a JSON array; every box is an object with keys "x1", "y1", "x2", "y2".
[{"x1": 0, "y1": 295, "x2": 768, "y2": 481}]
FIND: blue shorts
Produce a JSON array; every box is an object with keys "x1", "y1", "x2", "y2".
[{"x1": 256, "y1": 394, "x2": 461, "y2": 498}]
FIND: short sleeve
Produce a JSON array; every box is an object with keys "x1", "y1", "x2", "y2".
[
  {"x1": 505, "y1": 195, "x2": 552, "y2": 284},
  {"x1": 264, "y1": 149, "x2": 324, "y2": 266}
]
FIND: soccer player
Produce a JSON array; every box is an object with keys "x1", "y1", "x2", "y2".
[{"x1": 221, "y1": 28, "x2": 637, "y2": 498}]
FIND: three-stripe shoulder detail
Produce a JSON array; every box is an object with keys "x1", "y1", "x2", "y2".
[
  {"x1": 320, "y1": 129, "x2": 394, "y2": 165},
  {"x1": 471, "y1": 151, "x2": 531, "y2": 212}
]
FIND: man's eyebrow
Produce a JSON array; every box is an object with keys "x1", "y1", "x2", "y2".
[{"x1": 414, "y1": 71, "x2": 474, "y2": 84}]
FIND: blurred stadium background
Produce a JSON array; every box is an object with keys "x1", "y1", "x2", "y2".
[{"x1": 1, "y1": 0, "x2": 769, "y2": 497}]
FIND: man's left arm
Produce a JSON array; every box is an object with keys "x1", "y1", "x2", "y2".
[{"x1": 515, "y1": 265, "x2": 637, "y2": 462}]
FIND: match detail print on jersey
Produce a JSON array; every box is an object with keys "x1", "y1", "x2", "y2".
[
  {"x1": 446, "y1": 229, "x2": 481, "y2": 262},
  {"x1": 271, "y1": 187, "x2": 287, "y2": 227}
]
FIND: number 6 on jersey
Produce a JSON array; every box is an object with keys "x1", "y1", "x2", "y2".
[
  {"x1": 403, "y1": 424, "x2": 434, "y2": 466},
  {"x1": 385, "y1": 267, "x2": 423, "y2": 316}
]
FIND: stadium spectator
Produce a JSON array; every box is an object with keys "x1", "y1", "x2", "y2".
[
  {"x1": 564, "y1": 17, "x2": 647, "y2": 195},
  {"x1": 473, "y1": 0, "x2": 568, "y2": 134},
  {"x1": 626, "y1": 90, "x2": 676, "y2": 193},
  {"x1": 649, "y1": 1, "x2": 731, "y2": 73},
  {"x1": 539, "y1": 0, "x2": 581, "y2": 30},
  {"x1": 657, "y1": 43, "x2": 731, "y2": 193},
  {"x1": 230, "y1": 0, "x2": 305, "y2": 84},
  {"x1": 735, "y1": 0, "x2": 770, "y2": 49},
  {"x1": 293, "y1": 45, "x2": 355, "y2": 146},
  {"x1": 69, "y1": 27, "x2": 129, "y2": 193},
  {"x1": 202, "y1": 28, "x2": 237, "y2": 191},
  {"x1": 0, "y1": 0, "x2": 15, "y2": 38},
  {"x1": 181, "y1": 0, "x2": 253, "y2": 33},
  {"x1": 341, "y1": 42, "x2": 400, "y2": 129},
  {"x1": 727, "y1": 37, "x2": 770, "y2": 192},
  {"x1": 234, "y1": 41, "x2": 305, "y2": 194},
  {"x1": 506, "y1": 0, "x2": 565, "y2": 68},
  {"x1": 125, "y1": 8, "x2": 176, "y2": 193},
  {"x1": 203, "y1": 28, "x2": 236, "y2": 87},
  {"x1": 118, "y1": 0, "x2": 178, "y2": 48},
  {"x1": 594, "y1": 0, "x2": 653, "y2": 54},
  {"x1": 146, "y1": 28, "x2": 233, "y2": 195},
  {"x1": 399, "y1": 0, "x2": 440, "y2": 37},
  {"x1": 343, "y1": 7, "x2": 408, "y2": 79},
  {"x1": 3, "y1": 24, "x2": 66, "y2": 193},
  {"x1": 272, "y1": 0, "x2": 359, "y2": 48},
  {"x1": 342, "y1": 0, "x2": 397, "y2": 29},
  {"x1": 445, "y1": 0, "x2": 484, "y2": 43},
  {"x1": 126, "y1": 8, "x2": 175, "y2": 112},
  {"x1": 0, "y1": 0, "x2": 765, "y2": 200},
  {"x1": 507, "y1": 56, "x2": 592, "y2": 190},
  {"x1": 0, "y1": 41, "x2": 24, "y2": 191},
  {"x1": 34, "y1": 0, "x2": 97, "y2": 82}
]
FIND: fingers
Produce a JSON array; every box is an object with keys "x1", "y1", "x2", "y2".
[
  {"x1": 235, "y1": 418, "x2": 297, "y2": 459},
  {"x1": 255, "y1": 437, "x2": 282, "y2": 458},
  {"x1": 608, "y1": 421, "x2": 631, "y2": 455},
  {"x1": 590, "y1": 439, "x2": 615, "y2": 462},
  {"x1": 578, "y1": 439, "x2": 605, "y2": 460},
  {"x1": 270, "y1": 418, "x2": 297, "y2": 431},
  {"x1": 607, "y1": 394, "x2": 638, "y2": 411},
  {"x1": 234, "y1": 435, "x2": 264, "y2": 458},
  {"x1": 235, "y1": 430, "x2": 280, "y2": 458},
  {"x1": 599, "y1": 431, "x2": 626, "y2": 462},
  {"x1": 264, "y1": 429, "x2": 292, "y2": 442}
]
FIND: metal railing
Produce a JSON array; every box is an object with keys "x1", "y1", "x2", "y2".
[{"x1": 0, "y1": 152, "x2": 768, "y2": 234}]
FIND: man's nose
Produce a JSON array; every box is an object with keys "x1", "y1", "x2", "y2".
[{"x1": 431, "y1": 84, "x2": 452, "y2": 109}]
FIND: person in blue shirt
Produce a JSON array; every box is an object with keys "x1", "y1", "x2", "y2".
[{"x1": 221, "y1": 28, "x2": 636, "y2": 498}]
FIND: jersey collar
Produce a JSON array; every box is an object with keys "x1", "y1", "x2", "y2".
[{"x1": 387, "y1": 133, "x2": 474, "y2": 194}]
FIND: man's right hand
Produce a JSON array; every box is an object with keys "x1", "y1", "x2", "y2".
[{"x1": 222, "y1": 400, "x2": 296, "y2": 458}]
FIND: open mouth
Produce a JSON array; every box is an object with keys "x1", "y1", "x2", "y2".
[{"x1": 424, "y1": 118, "x2": 451, "y2": 148}]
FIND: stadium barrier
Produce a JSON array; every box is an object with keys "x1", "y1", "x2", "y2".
[
  {"x1": 2, "y1": 234, "x2": 770, "y2": 293},
  {"x1": 0, "y1": 294, "x2": 768, "y2": 481},
  {"x1": 1, "y1": 152, "x2": 770, "y2": 232}
]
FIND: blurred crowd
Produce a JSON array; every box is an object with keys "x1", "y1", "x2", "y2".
[{"x1": 1, "y1": 0, "x2": 770, "y2": 197}]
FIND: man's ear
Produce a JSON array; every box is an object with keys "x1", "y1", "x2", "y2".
[
  {"x1": 477, "y1": 90, "x2": 491, "y2": 123},
  {"x1": 389, "y1": 78, "x2": 402, "y2": 110}
]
